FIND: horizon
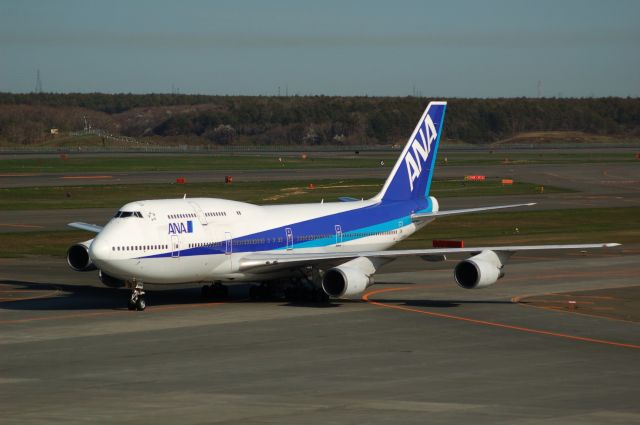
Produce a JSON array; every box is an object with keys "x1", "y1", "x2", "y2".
[{"x1": 2, "y1": 92, "x2": 638, "y2": 100}]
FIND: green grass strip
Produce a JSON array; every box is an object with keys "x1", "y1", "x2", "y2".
[{"x1": 0, "y1": 179, "x2": 568, "y2": 210}]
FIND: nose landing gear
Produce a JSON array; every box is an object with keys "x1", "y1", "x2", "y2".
[{"x1": 127, "y1": 281, "x2": 146, "y2": 311}]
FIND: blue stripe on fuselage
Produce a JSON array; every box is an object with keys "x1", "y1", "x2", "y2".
[{"x1": 139, "y1": 198, "x2": 430, "y2": 259}]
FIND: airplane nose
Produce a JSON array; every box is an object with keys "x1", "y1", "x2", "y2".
[{"x1": 89, "y1": 236, "x2": 110, "y2": 265}]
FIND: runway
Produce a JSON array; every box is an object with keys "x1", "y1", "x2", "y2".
[{"x1": 1, "y1": 252, "x2": 639, "y2": 424}]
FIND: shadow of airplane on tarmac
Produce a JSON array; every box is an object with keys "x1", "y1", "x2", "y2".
[
  {"x1": 370, "y1": 299, "x2": 516, "y2": 309},
  {"x1": 0, "y1": 280, "x2": 514, "y2": 312},
  {"x1": 0, "y1": 280, "x2": 343, "y2": 311}
]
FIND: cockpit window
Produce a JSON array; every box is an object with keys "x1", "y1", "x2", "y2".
[{"x1": 113, "y1": 211, "x2": 143, "y2": 218}]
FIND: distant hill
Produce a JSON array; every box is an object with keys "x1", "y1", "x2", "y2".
[{"x1": 0, "y1": 93, "x2": 638, "y2": 146}]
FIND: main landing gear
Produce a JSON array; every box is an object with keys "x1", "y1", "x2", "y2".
[
  {"x1": 284, "y1": 286, "x2": 330, "y2": 304},
  {"x1": 201, "y1": 282, "x2": 228, "y2": 300},
  {"x1": 284, "y1": 267, "x2": 330, "y2": 304},
  {"x1": 249, "y1": 283, "x2": 275, "y2": 300},
  {"x1": 127, "y1": 281, "x2": 146, "y2": 311}
]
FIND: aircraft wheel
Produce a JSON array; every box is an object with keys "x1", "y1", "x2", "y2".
[
  {"x1": 314, "y1": 290, "x2": 330, "y2": 304},
  {"x1": 201, "y1": 285, "x2": 209, "y2": 299},
  {"x1": 249, "y1": 285, "x2": 259, "y2": 299},
  {"x1": 212, "y1": 283, "x2": 228, "y2": 299},
  {"x1": 284, "y1": 287, "x2": 299, "y2": 302},
  {"x1": 136, "y1": 297, "x2": 146, "y2": 311}
]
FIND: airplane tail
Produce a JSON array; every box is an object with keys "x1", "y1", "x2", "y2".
[{"x1": 373, "y1": 101, "x2": 446, "y2": 203}]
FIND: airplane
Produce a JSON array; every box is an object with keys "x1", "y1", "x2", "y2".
[{"x1": 66, "y1": 101, "x2": 619, "y2": 311}]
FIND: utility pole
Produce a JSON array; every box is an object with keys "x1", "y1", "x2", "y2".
[
  {"x1": 537, "y1": 80, "x2": 543, "y2": 98},
  {"x1": 35, "y1": 69, "x2": 43, "y2": 93}
]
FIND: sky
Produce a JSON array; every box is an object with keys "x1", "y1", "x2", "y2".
[{"x1": 1, "y1": 0, "x2": 639, "y2": 97}]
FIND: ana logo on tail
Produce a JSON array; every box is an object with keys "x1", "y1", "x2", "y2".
[
  {"x1": 374, "y1": 101, "x2": 446, "y2": 202},
  {"x1": 404, "y1": 114, "x2": 438, "y2": 192}
]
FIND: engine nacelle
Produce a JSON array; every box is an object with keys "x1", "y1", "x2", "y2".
[
  {"x1": 454, "y1": 250, "x2": 505, "y2": 289},
  {"x1": 98, "y1": 270, "x2": 126, "y2": 288},
  {"x1": 322, "y1": 266, "x2": 372, "y2": 298},
  {"x1": 67, "y1": 239, "x2": 96, "y2": 271}
]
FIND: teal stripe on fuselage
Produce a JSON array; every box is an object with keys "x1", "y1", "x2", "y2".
[{"x1": 279, "y1": 215, "x2": 413, "y2": 250}]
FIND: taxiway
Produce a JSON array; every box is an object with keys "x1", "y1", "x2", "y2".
[{"x1": 0, "y1": 252, "x2": 638, "y2": 424}]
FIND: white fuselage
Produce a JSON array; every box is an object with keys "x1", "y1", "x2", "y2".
[{"x1": 88, "y1": 197, "x2": 436, "y2": 284}]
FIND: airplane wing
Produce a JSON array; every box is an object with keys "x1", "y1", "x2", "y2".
[
  {"x1": 238, "y1": 243, "x2": 620, "y2": 273},
  {"x1": 68, "y1": 222, "x2": 103, "y2": 233},
  {"x1": 412, "y1": 202, "x2": 536, "y2": 221}
]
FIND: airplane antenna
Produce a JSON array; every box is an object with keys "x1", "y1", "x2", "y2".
[{"x1": 183, "y1": 194, "x2": 187, "y2": 199}]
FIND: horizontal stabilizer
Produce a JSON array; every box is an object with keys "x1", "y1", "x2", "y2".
[{"x1": 412, "y1": 202, "x2": 536, "y2": 221}]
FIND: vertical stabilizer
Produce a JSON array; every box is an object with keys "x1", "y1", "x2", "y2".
[{"x1": 373, "y1": 101, "x2": 446, "y2": 202}]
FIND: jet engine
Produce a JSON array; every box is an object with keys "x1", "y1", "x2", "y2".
[
  {"x1": 322, "y1": 266, "x2": 372, "y2": 298},
  {"x1": 66, "y1": 239, "x2": 96, "y2": 271},
  {"x1": 454, "y1": 250, "x2": 505, "y2": 289},
  {"x1": 98, "y1": 270, "x2": 126, "y2": 288}
]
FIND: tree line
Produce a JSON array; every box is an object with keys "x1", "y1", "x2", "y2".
[{"x1": 0, "y1": 93, "x2": 638, "y2": 145}]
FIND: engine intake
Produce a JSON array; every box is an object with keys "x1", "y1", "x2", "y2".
[
  {"x1": 67, "y1": 240, "x2": 96, "y2": 271},
  {"x1": 454, "y1": 250, "x2": 505, "y2": 289},
  {"x1": 322, "y1": 266, "x2": 372, "y2": 298}
]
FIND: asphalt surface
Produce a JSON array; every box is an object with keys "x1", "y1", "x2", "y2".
[{"x1": 0, "y1": 251, "x2": 638, "y2": 424}]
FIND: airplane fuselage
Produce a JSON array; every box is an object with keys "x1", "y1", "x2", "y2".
[{"x1": 89, "y1": 196, "x2": 438, "y2": 284}]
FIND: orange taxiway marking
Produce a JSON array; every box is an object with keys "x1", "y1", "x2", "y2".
[
  {"x1": 363, "y1": 287, "x2": 640, "y2": 350},
  {"x1": 512, "y1": 293, "x2": 639, "y2": 325},
  {"x1": 0, "y1": 292, "x2": 59, "y2": 302}
]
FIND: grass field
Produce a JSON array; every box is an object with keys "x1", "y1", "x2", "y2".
[
  {"x1": 0, "y1": 151, "x2": 637, "y2": 173},
  {"x1": 1, "y1": 207, "x2": 636, "y2": 258},
  {"x1": 0, "y1": 179, "x2": 567, "y2": 210}
]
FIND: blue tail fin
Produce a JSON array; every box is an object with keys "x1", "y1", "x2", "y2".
[{"x1": 373, "y1": 101, "x2": 446, "y2": 202}]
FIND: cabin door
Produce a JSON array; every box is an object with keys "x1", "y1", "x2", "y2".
[
  {"x1": 225, "y1": 232, "x2": 232, "y2": 255},
  {"x1": 171, "y1": 235, "x2": 180, "y2": 258},
  {"x1": 285, "y1": 228, "x2": 293, "y2": 250},
  {"x1": 335, "y1": 224, "x2": 343, "y2": 247}
]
